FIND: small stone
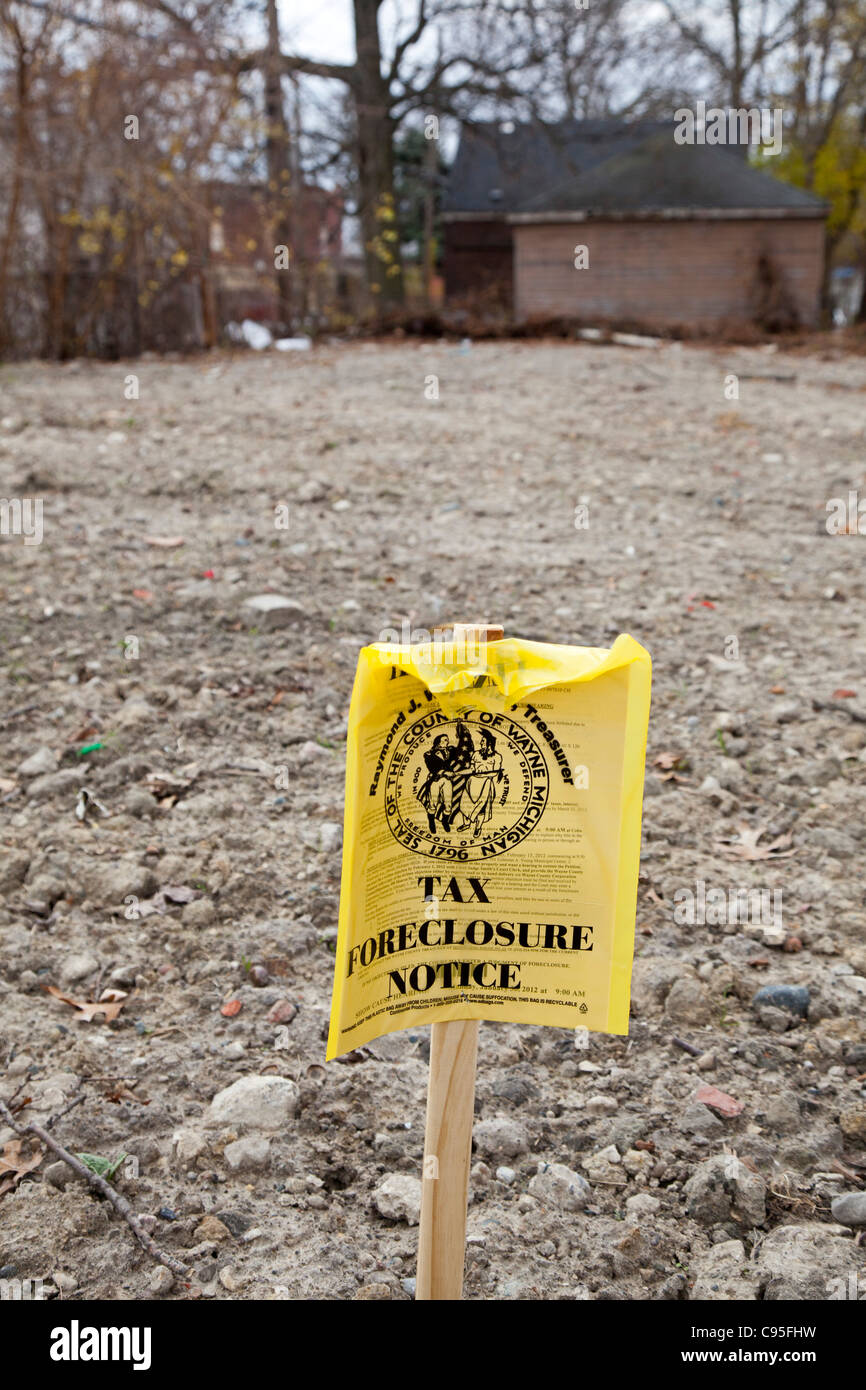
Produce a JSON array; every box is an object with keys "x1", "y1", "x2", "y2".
[
  {"x1": 761, "y1": 1093, "x2": 800, "y2": 1132},
  {"x1": 219, "y1": 1266, "x2": 243, "y2": 1292},
  {"x1": 355, "y1": 1283, "x2": 391, "y2": 1299},
  {"x1": 752, "y1": 984, "x2": 809, "y2": 1017},
  {"x1": 208, "y1": 1075, "x2": 300, "y2": 1131},
  {"x1": 17, "y1": 747, "x2": 58, "y2": 778},
  {"x1": 295, "y1": 741, "x2": 332, "y2": 764},
  {"x1": 373, "y1": 1173, "x2": 422, "y2": 1224},
  {"x1": 52, "y1": 1271, "x2": 77, "y2": 1293},
  {"x1": 528, "y1": 1160, "x2": 592, "y2": 1211},
  {"x1": 689, "y1": 1239, "x2": 758, "y2": 1301},
  {"x1": 45, "y1": 1161, "x2": 70, "y2": 1190},
  {"x1": 678, "y1": 1104, "x2": 723, "y2": 1136},
  {"x1": 756, "y1": 1222, "x2": 856, "y2": 1300},
  {"x1": 183, "y1": 897, "x2": 216, "y2": 927},
  {"x1": 82, "y1": 862, "x2": 158, "y2": 906},
  {"x1": 625, "y1": 1193, "x2": 660, "y2": 1219},
  {"x1": 771, "y1": 701, "x2": 801, "y2": 724},
  {"x1": 756, "y1": 1005, "x2": 791, "y2": 1032},
  {"x1": 224, "y1": 1137, "x2": 271, "y2": 1174},
  {"x1": 695, "y1": 1084, "x2": 743, "y2": 1119},
  {"x1": 0, "y1": 850, "x2": 30, "y2": 893},
  {"x1": 839, "y1": 1105, "x2": 866, "y2": 1144},
  {"x1": 585, "y1": 1094, "x2": 618, "y2": 1116},
  {"x1": 684, "y1": 1154, "x2": 766, "y2": 1226},
  {"x1": 473, "y1": 1117, "x2": 529, "y2": 1160},
  {"x1": 217, "y1": 1210, "x2": 254, "y2": 1237},
  {"x1": 296, "y1": 478, "x2": 328, "y2": 503},
  {"x1": 267, "y1": 999, "x2": 297, "y2": 1025},
  {"x1": 582, "y1": 1145, "x2": 624, "y2": 1185},
  {"x1": 149, "y1": 1266, "x2": 174, "y2": 1295},
  {"x1": 172, "y1": 1130, "x2": 206, "y2": 1167},
  {"x1": 115, "y1": 699, "x2": 156, "y2": 729},
  {"x1": 838, "y1": 975, "x2": 866, "y2": 997},
  {"x1": 244, "y1": 595, "x2": 306, "y2": 630},
  {"x1": 317, "y1": 821, "x2": 342, "y2": 854},
  {"x1": 58, "y1": 952, "x2": 99, "y2": 987},
  {"x1": 27, "y1": 768, "x2": 86, "y2": 802},
  {"x1": 696, "y1": 1052, "x2": 716, "y2": 1071},
  {"x1": 621, "y1": 1148, "x2": 654, "y2": 1178},
  {"x1": 664, "y1": 976, "x2": 712, "y2": 1025},
  {"x1": 495, "y1": 1166, "x2": 516, "y2": 1184},
  {"x1": 829, "y1": 1192, "x2": 866, "y2": 1228},
  {"x1": 125, "y1": 789, "x2": 159, "y2": 817},
  {"x1": 193, "y1": 1214, "x2": 231, "y2": 1243},
  {"x1": 248, "y1": 965, "x2": 269, "y2": 987}
]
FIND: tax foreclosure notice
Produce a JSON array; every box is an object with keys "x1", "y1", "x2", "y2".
[{"x1": 327, "y1": 634, "x2": 651, "y2": 1059}]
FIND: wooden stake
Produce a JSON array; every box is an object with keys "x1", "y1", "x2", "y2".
[
  {"x1": 416, "y1": 622, "x2": 502, "y2": 1302},
  {"x1": 416, "y1": 1018, "x2": 479, "y2": 1300}
]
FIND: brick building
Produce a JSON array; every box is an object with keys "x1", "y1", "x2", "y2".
[{"x1": 443, "y1": 121, "x2": 827, "y2": 332}]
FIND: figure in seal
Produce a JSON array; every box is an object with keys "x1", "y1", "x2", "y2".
[
  {"x1": 417, "y1": 723, "x2": 501, "y2": 837},
  {"x1": 417, "y1": 721, "x2": 474, "y2": 833}
]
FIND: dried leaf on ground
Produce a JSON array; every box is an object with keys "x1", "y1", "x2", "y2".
[
  {"x1": 44, "y1": 985, "x2": 128, "y2": 1023},
  {"x1": 653, "y1": 750, "x2": 688, "y2": 771},
  {"x1": 0, "y1": 1138, "x2": 43, "y2": 1197},
  {"x1": 717, "y1": 824, "x2": 797, "y2": 861}
]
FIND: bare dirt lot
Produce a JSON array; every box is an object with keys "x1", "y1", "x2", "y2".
[{"x1": 1, "y1": 338, "x2": 865, "y2": 1301}]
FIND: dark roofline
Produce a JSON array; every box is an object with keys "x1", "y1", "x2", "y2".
[
  {"x1": 445, "y1": 120, "x2": 828, "y2": 218},
  {"x1": 506, "y1": 206, "x2": 827, "y2": 223}
]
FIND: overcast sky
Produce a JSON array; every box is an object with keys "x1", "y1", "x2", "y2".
[{"x1": 276, "y1": 1, "x2": 376, "y2": 65}]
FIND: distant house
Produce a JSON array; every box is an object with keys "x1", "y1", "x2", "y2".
[
  {"x1": 206, "y1": 179, "x2": 344, "y2": 326},
  {"x1": 443, "y1": 121, "x2": 828, "y2": 331}
]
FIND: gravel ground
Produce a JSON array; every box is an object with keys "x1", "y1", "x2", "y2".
[{"x1": 1, "y1": 338, "x2": 865, "y2": 1302}]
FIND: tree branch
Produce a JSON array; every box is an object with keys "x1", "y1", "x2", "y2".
[{"x1": 0, "y1": 1097, "x2": 189, "y2": 1279}]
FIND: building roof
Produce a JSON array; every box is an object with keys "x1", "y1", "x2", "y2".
[{"x1": 443, "y1": 121, "x2": 827, "y2": 220}]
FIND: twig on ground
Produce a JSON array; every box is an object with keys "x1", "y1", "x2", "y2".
[
  {"x1": 0, "y1": 1098, "x2": 188, "y2": 1277},
  {"x1": 44, "y1": 1093, "x2": 87, "y2": 1130},
  {"x1": 671, "y1": 1036, "x2": 703, "y2": 1057},
  {"x1": 5, "y1": 703, "x2": 41, "y2": 721}
]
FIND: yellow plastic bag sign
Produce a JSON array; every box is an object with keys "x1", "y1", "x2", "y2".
[{"x1": 327, "y1": 634, "x2": 651, "y2": 1059}]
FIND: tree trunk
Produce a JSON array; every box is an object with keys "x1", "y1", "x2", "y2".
[
  {"x1": 265, "y1": 0, "x2": 294, "y2": 330},
  {"x1": 728, "y1": 0, "x2": 744, "y2": 109},
  {"x1": 353, "y1": 0, "x2": 403, "y2": 314},
  {"x1": 0, "y1": 39, "x2": 29, "y2": 355}
]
